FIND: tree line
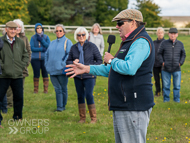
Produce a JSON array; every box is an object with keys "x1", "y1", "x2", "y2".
[{"x1": 0, "y1": 0, "x2": 175, "y2": 27}]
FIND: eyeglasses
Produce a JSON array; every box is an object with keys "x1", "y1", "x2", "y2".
[
  {"x1": 36, "y1": 27, "x2": 42, "y2": 29},
  {"x1": 56, "y1": 30, "x2": 63, "y2": 33},
  {"x1": 77, "y1": 34, "x2": 86, "y2": 37},
  {"x1": 117, "y1": 20, "x2": 132, "y2": 27}
]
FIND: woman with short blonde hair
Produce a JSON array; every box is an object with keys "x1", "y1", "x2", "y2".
[{"x1": 67, "y1": 27, "x2": 102, "y2": 123}]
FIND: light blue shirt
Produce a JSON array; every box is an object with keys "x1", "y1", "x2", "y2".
[{"x1": 89, "y1": 38, "x2": 150, "y2": 77}]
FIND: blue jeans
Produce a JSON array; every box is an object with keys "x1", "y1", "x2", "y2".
[
  {"x1": 50, "y1": 75, "x2": 68, "y2": 111},
  {"x1": 2, "y1": 95, "x2": 7, "y2": 113},
  {"x1": 113, "y1": 108, "x2": 152, "y2": 143},
  {"x1": 162, "y1": 70, "x2": 181, "y2": 102},
  {"x1": 74, "y1": 78, "x2": 95, "y2": 105}
]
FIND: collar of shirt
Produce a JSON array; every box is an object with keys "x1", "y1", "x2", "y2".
[
  {"x1": 6, "y1": 34, "x2": 15, "y2": 44},
  {"x1": 122, "y1": 30, "x2": 134, "y2": 41}
]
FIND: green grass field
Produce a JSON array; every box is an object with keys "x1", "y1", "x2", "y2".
[{"x1": 0, "y1": 31, "x2": 190, "y2": 143}]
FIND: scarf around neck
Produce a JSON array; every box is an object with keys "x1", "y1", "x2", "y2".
[{"x1": 77, "y1": 42, "x2": 84, "y2": 64}]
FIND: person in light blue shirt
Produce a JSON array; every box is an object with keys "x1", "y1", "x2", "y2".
[
  {"x1": 45, "y1": 24, "x2": 72, "y2": 112},
  {"x1": 65, "y1": 9, "x2": 155, "y2": 143}
]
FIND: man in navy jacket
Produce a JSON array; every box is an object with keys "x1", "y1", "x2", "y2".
[
  {"x1": 66, "y1": 9, "x2": 155, "y2": 143},
  {"x1": 157, "y1": 28, "x2": 186, "y2": 102}
]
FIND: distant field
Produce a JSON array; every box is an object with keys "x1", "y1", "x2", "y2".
[{"x1": 0, "y1": 31, "x2": 190, "y2": 143}]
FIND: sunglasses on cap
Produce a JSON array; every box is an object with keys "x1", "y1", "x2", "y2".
[
  {"x1": 56, "y1": 30, "x2": 63, "y2": 32},
  {"x1": 77, "y1": 34, "x2": 86, "y2": 37},
  {"x1": 117, "y1": 20, "x2": 132, "y2": 27}
]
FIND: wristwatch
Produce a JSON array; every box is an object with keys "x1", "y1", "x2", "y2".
[{"x1": 108, "y1": 58, "x2": 114, "y2": 64}]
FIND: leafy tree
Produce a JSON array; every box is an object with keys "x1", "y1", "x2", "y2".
[
  {"x1": 161, "y1": 19, "x2": 174, "y2": 28},
  {"x1": 51, "y1": 0, "x2": 97, "y2": 26},
  {"x1": 95, "y1": 0, "x2": 128, "y2": 26},
  {"x1": 27, "y1": 0, "x2": 53, "y2": 24},
  {"x1": 136, "y1": 0, "x2": 162, "y2": 27},
  {"x1": 0, "y1": 0, "x2": 30, "y2": 24}
]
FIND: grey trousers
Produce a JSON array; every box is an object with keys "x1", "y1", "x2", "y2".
[{"x1": 113, "y1": 108, "x2": 152, "y2": 143}]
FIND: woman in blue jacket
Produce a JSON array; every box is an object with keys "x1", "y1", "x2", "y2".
[
  {"x1": 66, "y1": 27, "x2": 102, "y2": 123},
  {"x1": 45, "y1": 24, "x2": 73, "y2": 112},
  {"x1": 30, "y1": 23, "x2": 50, "y2": 93}
]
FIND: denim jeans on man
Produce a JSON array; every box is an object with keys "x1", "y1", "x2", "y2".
[
  {"x1": 113, "y1": 108, "x2": 152, "y2": 143},
  {"x1": 161, "y1": 70, "x2": 181, "y2": 102},
  {"x1": 0, "y1": 78, "x2": 23, "y2": 121},
  {"x1": 50, "y1": 75, "x2": 68, "y2": 111},
  {"x1": 74, "y1": 78, "x2": 95, "y2": 104},
  {"x1": 2, "y1": 94, "x2": 7, "y2": 113}
]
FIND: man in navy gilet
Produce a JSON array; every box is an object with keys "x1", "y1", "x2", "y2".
[{"x1": 66, "y1": 9, "x2": 155, "y2": 143}]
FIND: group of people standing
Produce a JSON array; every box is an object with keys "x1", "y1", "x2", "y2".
[
  {"x1": 0, "y1": 20, "x2": 104, "y2": 128},
  {"x1": 0, "y1": 8, "x2": 187, "y2": 143},
  {"x1": 153, "y1": 27, "x2": 186, "y2": 103}
]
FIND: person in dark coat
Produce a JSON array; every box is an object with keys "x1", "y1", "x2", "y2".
[
  {"x1": 153, "y1": 27, "x2": 165, "y2": 96},
  {"x1": 65, "y1": 9, "x2": 155, "y2": 142},
  {"x1": 0, "y1": 38, "x2": 7, "y2": 115},
  {"x1": 157, "y1": 28, "x2": 186, "y2": 102},
  {"x1": 66, "y1": 27, "x2": 102, "y2": 123},
  {"x1": 0, "y1": 21, "x2": 29, "y2": 128}
]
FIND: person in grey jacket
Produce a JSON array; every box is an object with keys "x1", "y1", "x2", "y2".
[
  {"x1": 157, "y1": 28, "x2": 186, "y2": 103},
  {"x1": 89, "y1": 23, "x2": 105, "y2": 56}
]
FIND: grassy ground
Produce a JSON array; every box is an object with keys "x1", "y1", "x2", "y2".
[{"x1": 0, "y1": 31, "x2": 190, "y2": 143}]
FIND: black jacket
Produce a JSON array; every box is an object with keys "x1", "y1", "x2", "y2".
[
  {"x1": 153, "y1": 38, "x2": 165, "y2": 67},
  {"x1": 157, "y1": 39, "x2": 186, "y2": 72},
  {"x1": 66, "y1": 40, "x2": 102, "y2": 79}
]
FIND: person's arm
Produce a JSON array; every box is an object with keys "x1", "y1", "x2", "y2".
[
  {"x1": 110, "y1": 38, "x2": 150, "y2": 75},
  {"x1": 30, "y1": 37, "x2": 43, "y2": 52},
  {"x1": 157, "y1": 42, "x2": 164, "y2": 66},
  {"x1": 100, "y1": 35, "x2": 105, "y2": 56},
  {"x1": 0, "y1": 38, "x2": 3, "y2": 51},
  {"x1": 25, "y1": 37, "x2": 31, "y2": 67},
  {"x1": 66, "y1": 61, "x2": 111, "y2": 78},
  {"x1": 66, "y1": 45, "x2": 74, "y2": 65},
  {"x1": 41, "y1": 35, "x2": 51, "y2": 48},
  {"x1": 0, "y1": 38, "x2": 3, "y2": 74},
  {"x1": 93, "y1": 43, "x2": 103, "y2": 65},
  {"x1": 179, "y1": 43, "x2": 186, "y2": 66},
  {"x1": 21, "y1": 41, "x2": 29, "y2": 68},
  {"x1": 62, "y1": 40, "x2": 73, "y2": 67},
  {"x1": 44, "y1": 45, "x2": 49, "y2": 67}
]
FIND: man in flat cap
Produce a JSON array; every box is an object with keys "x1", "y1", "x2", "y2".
[
  {"x1": 0, "y1": 21, "x2": 29, "y2": 128},
  {"x1": 65, "y1": 9, "x2": 155, "y2": 142},
  {"x1": 157, "y1": 28, "x2": 186, "y2": 103}
]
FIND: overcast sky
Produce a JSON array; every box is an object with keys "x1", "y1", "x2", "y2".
[{"x1": 128, "y1": 0, "x2": 190, "y2": 16}]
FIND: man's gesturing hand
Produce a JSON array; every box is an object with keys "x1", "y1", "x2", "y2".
[{"x1": 65, "y1": 60, "x2": 90, "y2": 78}]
